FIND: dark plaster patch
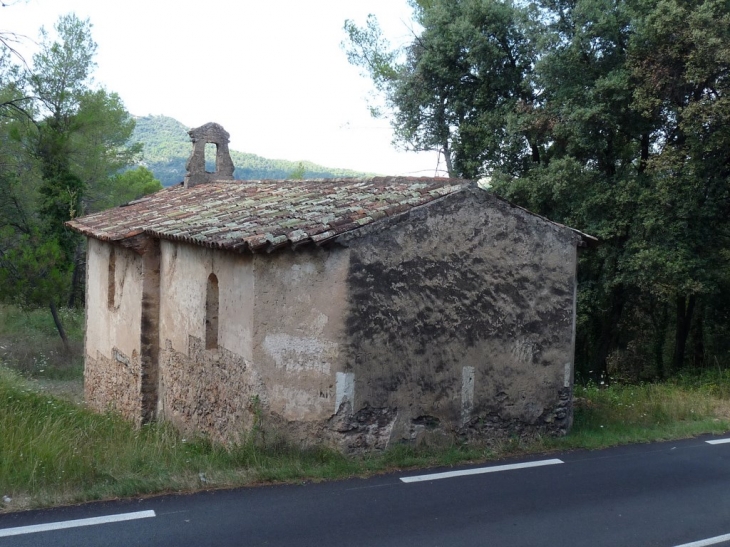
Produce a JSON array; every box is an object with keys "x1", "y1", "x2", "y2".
[{"x1": 341, "y1": 188, "x2": 577, "y2": 446}]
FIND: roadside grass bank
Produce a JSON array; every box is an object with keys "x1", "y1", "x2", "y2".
[
  {"x1": 1, "y1": 361, "x2": 729, "y2": 513},
  {"x1": 544, "y1": 373, "x2": 730, "y2": 451}
]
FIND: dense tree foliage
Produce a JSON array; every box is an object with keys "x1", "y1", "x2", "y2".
[
  {"x1": 0, "y1": 13, "x2": 159, "y2": 346},
  {"x1": 345, "y1": 0, "x2": 730, "y2": 380}
]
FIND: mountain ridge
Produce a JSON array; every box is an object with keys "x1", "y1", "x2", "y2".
[{"x1": 130, "y1": 115, "x2": 374, "y2": 186}]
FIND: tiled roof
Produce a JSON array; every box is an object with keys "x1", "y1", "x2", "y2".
[{"x1": 67, "y1": 177, "x2": 468, "y2": 254}]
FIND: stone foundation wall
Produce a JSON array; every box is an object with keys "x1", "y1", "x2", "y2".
[
  {"x1": 326, "y1": 402, "x2": 398, "y2": 452},
  {"x1": 158, "y1": 336, "x2": 263, "y2": 443},
  {"x1": 84, "y1": 348, "x2": 142, "y2": 424},
  {"x1": 156, "y1": 333, "x2": 379, "y2": 451},
  {"x1": 458, "y1": 386, "x2": 572, "y2": 442}
]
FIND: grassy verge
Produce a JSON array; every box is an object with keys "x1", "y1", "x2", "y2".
[
  {"x1": 1, "y1": 361, "x2": 729, "y2": 512},
  {"x1": 550, "y1": 373, "x2": 730, "y2": 450},
  {"x1": 1, "y1": 303, "x2": 729, "y2": 511}
]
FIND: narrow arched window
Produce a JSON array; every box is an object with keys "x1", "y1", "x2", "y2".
[
  {"x1": 205, "y1": 273, "x2": 219, "y2": 350},
  {"x1": 107, "y1": 247, "x2": 116, "y2": 309}
]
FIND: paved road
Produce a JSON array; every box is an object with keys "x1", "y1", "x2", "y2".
[{"x1": 2, "y1": 435, "x2": 730, "y2": 546}]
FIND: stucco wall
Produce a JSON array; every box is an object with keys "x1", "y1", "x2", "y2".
[
  {"x1": 252, "y1": 248, "x2": 350, "y2": 433},
  {"x1": 156, "y1": 241, "x2": 350, "y2": 442},
  {"x1": 157, "y1": 240, "x2": 260, "y2": 441},
  {"x1": 339, "y1": 186, "x2": 578, "y2": 448},
  {"x1": 84, "y1": 238, "x2": 144, "y2": 420}
]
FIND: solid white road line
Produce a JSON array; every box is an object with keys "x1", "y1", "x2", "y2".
[
  {"x1": 0, "y1": 509, "x2": 156, "y2": 538},
  {"x1": 706, "y1": 438, "x2": 730, "y2": 445},
  {"x1": 400, "y1": 458, "x2": 564, "y2": 483},
  {"x1": 674, "y1": 532, "x2": 730, "y2": 547}
]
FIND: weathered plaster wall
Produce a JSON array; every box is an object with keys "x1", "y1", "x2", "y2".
[
  {"x1": 251, "y1": 247, "x2": 350, "y2": 441},
  {"x1": 85, "y1": 184, "x2": 580, "y2": 450},
  {"x1": 339, "y1": 185, "x2": 578, "y2": 450},
  {"x1": 157, "y1": 240, "x2": 261, "y2": 441},
  {"x1": 157, "y1": 241, "x2": 350, "y2": 442},
  {"x1": 84, "y1": 238, "x2": 144, "y2": 421}
]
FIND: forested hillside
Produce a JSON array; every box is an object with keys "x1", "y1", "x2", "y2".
[{"x1": 131, "y1": 115, "x2": 371, "y2": 186}]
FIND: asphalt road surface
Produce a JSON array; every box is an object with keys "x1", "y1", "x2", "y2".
[{"x1": 3, "y1": 435, "x2": 730, "y2": 546}]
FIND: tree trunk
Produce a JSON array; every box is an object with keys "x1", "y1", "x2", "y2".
[
  {"x1": 530, "y1": 141, "x2": 541, "y2": 164},
  {"x1": 649, "y1": 299, "x2": 669, "y2": 379},
  {"x1": 639, "y1": 132, "x2": 650, "y2": 174},
  {"x1": 692, "y1": 305, "x2": 705, "y2": 369},
  {"x1": 442, "y1": 142, "x2": 454, "y2": 177},
  {"x1": 672, "y1": 294, "x2": 696, "y2": 371},
  {"x1": 592, "y1": 285, "x2": 625, "y2": 380},
  {"x1": 49, "y1": 300, "x2": 71, "y2": 354},
  {"x1": 67, "y1": 242, "x2": 84, "y2": 308}
]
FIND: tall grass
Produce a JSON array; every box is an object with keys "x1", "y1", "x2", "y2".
[
  {"x1": 554, "y1": 375, "x2": 730, "y2": 450},
  {"x1": 0, "y1": 365, "x2": 373, "y2": 509},
  {"x1": 2, "y1": 302, "x2": 730, "y2": 514},
  {"x1": 0, "y1": 304, "x2": 84, "y2": 380},
  {"x1": 2, "y1": 363, "x2": 730, "y2": 511},
  {"x1": 0, "y1": 360, "x2": 483, "y2": 509}
]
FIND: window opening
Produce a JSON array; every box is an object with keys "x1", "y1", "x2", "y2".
[
  {"x1": 205, "y1": 273, "x2": 219, "y2": 350},
  {"x1": 205, "y1": 142, "x2": 217, "y2": 173}
]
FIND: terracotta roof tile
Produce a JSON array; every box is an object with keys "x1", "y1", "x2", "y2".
[{"x1": 67, "y1": 177, "x2": 467, "y2": 254}]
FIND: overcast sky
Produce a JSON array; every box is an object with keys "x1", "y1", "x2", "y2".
[{"x1": 2, "y1": 0, "x2": 444, "y2": 176}]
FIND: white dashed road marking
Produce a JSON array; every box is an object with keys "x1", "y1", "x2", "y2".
[
  {"x1": 673, "y1": 532, "x2": 730, "y2": 547},
  {"x1": 706, "y1": 438, "x2": 730, "y2": 445},
  {"x1": 400, "y1": 458, "x2": 564, "y2": 483},
  {"x1": 0, "y1": 510, "x2": 156, "y2": 538}
]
